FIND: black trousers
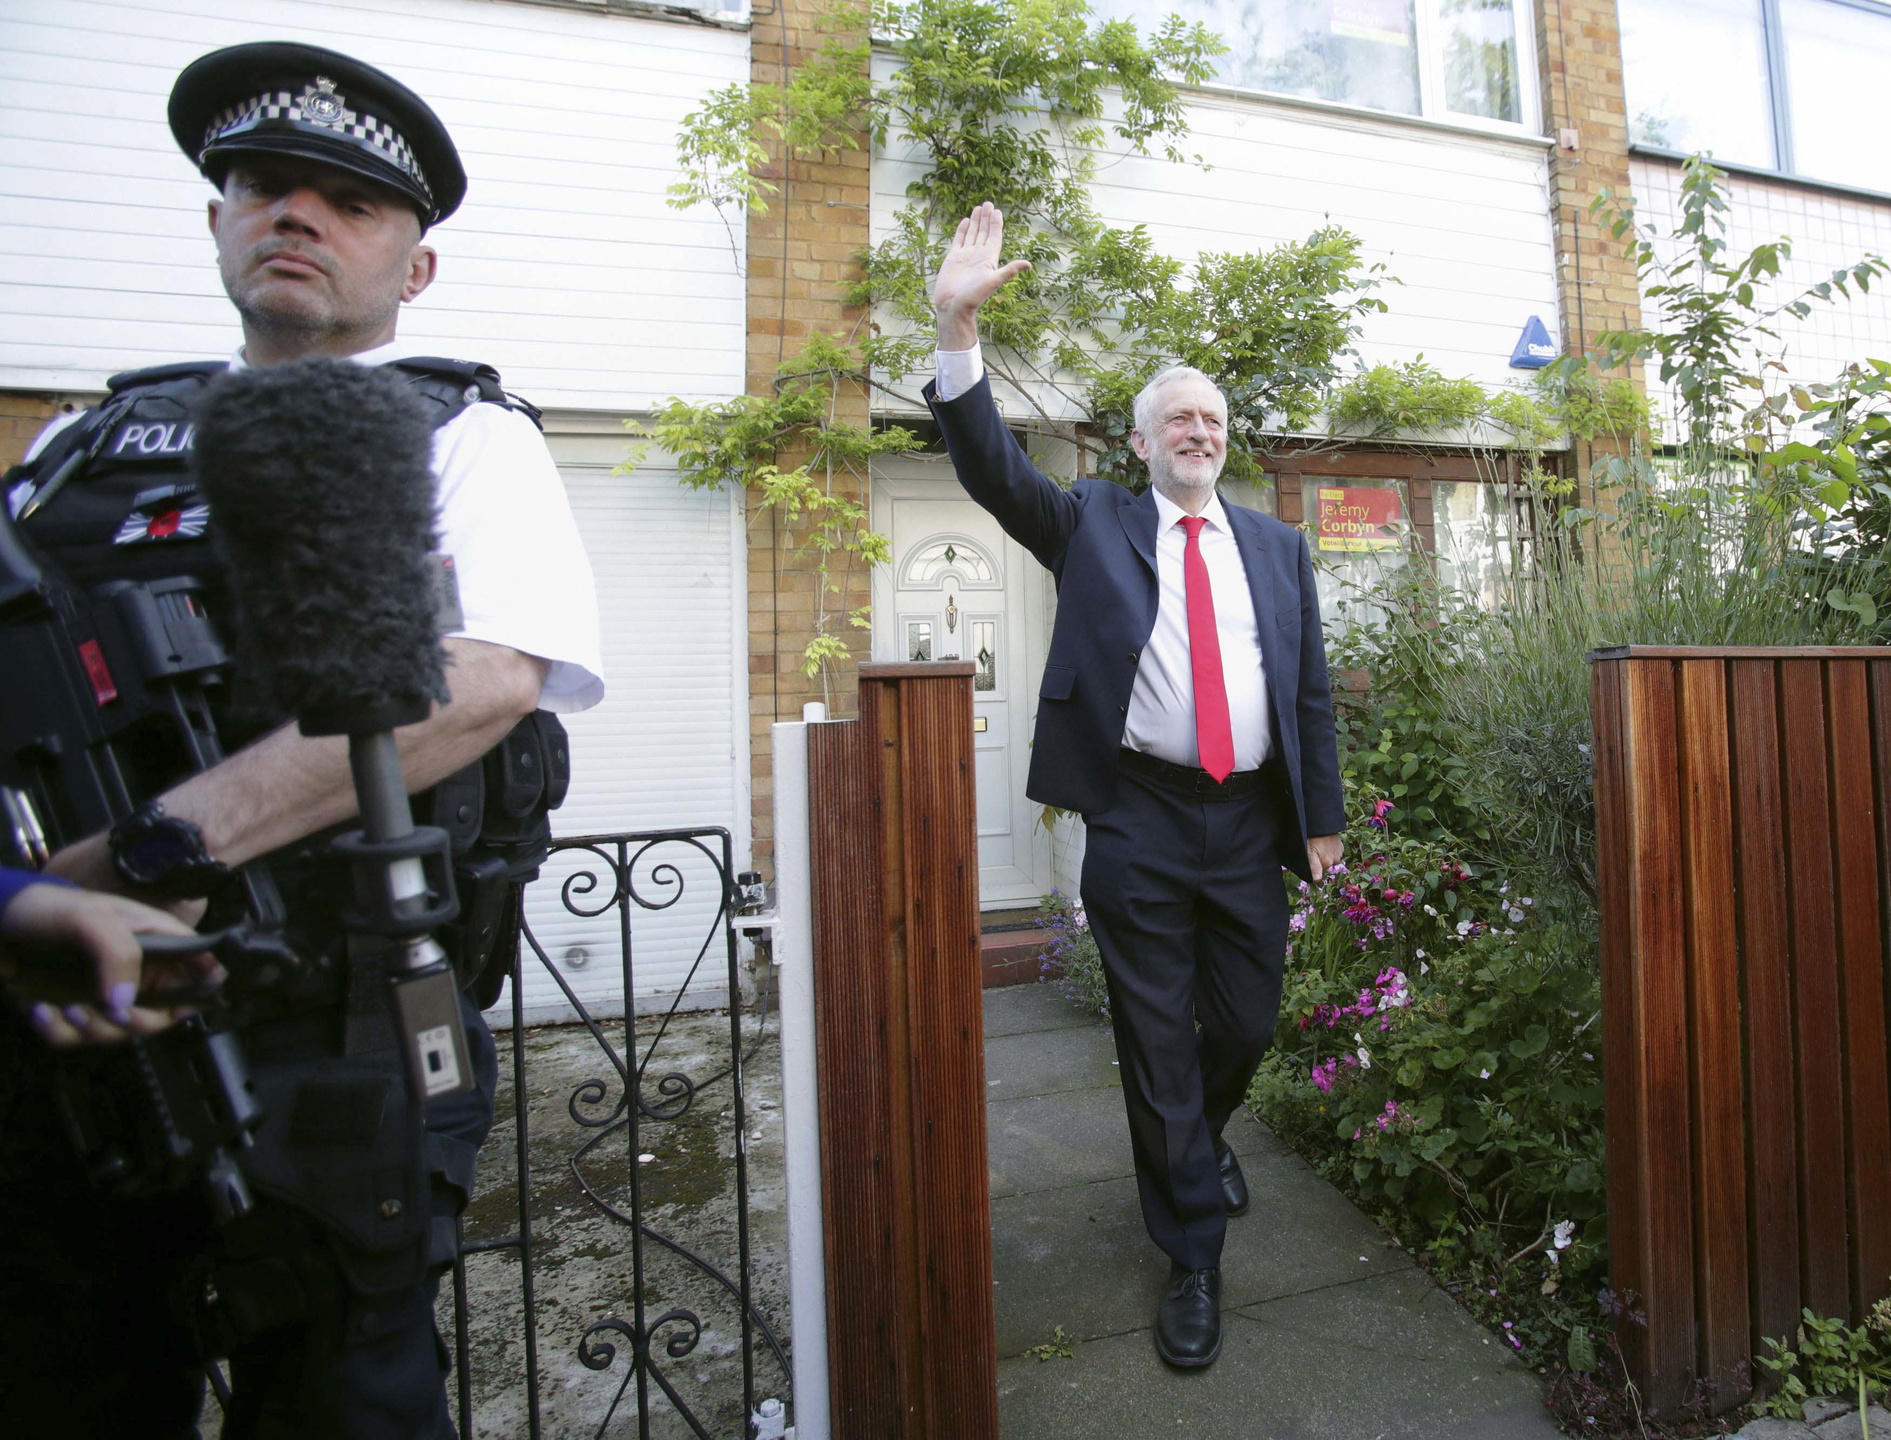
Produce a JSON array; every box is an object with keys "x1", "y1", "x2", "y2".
[
  {"x1": 0, "y1": 992, "x2": 498, "y2": 1440},
  {"x1": 1080, "y1": 756, "x2": 1293, "y2": 1271}
]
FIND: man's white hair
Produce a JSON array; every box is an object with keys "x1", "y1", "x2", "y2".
[{"x1": 1131, "y1": 364, "x2": 1226, "y2": 435}]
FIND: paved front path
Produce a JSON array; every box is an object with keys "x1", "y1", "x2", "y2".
[{"x1": 986, "y1": 984, "x2": 1566, "y2": 1440}]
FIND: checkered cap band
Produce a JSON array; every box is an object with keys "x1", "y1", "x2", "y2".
[{"x1": 202, "y1": 85, "x2": 433, "y2": 203}]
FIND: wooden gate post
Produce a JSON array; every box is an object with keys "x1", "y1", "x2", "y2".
[
  {"x1": 1590, "y1": 646, "x2": 1891, "y2": 1416},
  {"x1": 807, "y1": 661, "x2": 997, "y2": 1440}
]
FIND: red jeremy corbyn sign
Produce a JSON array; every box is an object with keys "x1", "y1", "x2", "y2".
[{"x1": 1315, "y1": 487, "x2": 1402, "y2": 552}]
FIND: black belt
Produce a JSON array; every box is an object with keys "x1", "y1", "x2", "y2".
[{"x1": 1118, "y1": 746, "x2": 1276, "y2": 800}]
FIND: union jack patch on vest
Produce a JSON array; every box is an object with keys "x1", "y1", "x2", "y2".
[{"x1": 114, "y1": 491, "x2": 210, "y2": 545}]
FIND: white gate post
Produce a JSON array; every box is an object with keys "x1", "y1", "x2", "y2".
[{"x1": 772, "y1": 710, "x2": 828, "y2": 1440}]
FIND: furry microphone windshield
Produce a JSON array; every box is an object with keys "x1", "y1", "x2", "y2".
[{"x1": 192, "y1": 358, "x2": 448, "y2": 734}]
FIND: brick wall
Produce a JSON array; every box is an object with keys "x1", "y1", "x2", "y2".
[
  {"x1": 0, "y1": 391, "x2": 85, "y2": 473},
  {"x1": 744, "y1": 0, "x2": 873, "y2": 872},
  {"x1": 1536, "y1": 0, "x2": 1644, "y2": 499}
]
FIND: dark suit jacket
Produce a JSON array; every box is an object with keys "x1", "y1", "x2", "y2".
[{"x1": 925, "y1": 375, "x2": 1346, "y2": 878}]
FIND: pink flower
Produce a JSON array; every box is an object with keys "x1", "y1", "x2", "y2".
[{"x1": 1310, "y1": 1058, "x2": 1340, "y2": 1092}]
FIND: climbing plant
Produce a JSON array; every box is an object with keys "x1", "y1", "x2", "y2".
[{"x1": 644, "y1": 0, "x2": 1420, "y2": 678}]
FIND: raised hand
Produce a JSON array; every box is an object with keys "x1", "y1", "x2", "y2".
[{"x1": 932, "y1": 202, "x2": 1032, "y2": 350}]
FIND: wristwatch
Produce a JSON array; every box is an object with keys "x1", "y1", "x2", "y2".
[{"x1": 108, "y1": 800, "x2": 230, "y2": 898}]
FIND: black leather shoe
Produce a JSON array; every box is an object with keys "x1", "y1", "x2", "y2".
[
  {"x1": 1154, "y1": 1263, "x2": 1222, "y2": 1368},
  {"x1": 1216, "y1": 1139, "x2": 1250, "y2": 1217}
]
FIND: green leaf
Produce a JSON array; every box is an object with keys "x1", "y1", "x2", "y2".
[
  {"x1": 1568, "y1": 1328, "x2": 1598, "y2": 1373},
  {"x1": 1509, "y1": 1025, "x2": 1550, "y2": 1059}
]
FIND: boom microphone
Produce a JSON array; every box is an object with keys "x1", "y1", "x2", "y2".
[
  {"x1": 191, "y1": 357, "x2": 447, "y2": 730},
  {"x1": 193, "y1": 357, "x2": 473, "y2": 1106}
]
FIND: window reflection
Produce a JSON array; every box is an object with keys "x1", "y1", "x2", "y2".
[
  {"x1": 1091, "y1": 0, "x2": 1422, "y2": 114},
  {"x1": 907, "y1": 621, "x2": 933, "y2": 664},
  {"x1": 1620, "y1": 0, "x2": 1775, "y2": 167},
  {"x1": 1781, "y1": 0, "x2": 1891, "y2": 193},
  {"x1": 1439, "y1": 0, "x2": 1520, "y2": 122},
  {"x1": 1432, "y1": 480, "x2": 1517, "y2": 607}
]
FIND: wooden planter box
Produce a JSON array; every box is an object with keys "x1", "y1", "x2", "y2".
[{"x1": 1590, "y1": 646, "x2": 1891, "y2": 1415}]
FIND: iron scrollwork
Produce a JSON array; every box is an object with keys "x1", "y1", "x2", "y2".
[{"x1": 448, "y1": 827, "x2": 789, "y2": 1440}]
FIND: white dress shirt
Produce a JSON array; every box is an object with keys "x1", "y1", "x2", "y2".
[
  {"x1": 937, "y1": 343, "x2": 1272, "y2": 771},
  {"x1": 25, "y1": 339, "x2": 607, "y2": 714}
]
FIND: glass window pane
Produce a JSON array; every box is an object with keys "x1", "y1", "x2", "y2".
[
  {"x1": 1438, "y1": 0, "x2": 1521, "y2": 121},
  {"x1": 1619, "y1": 0, "x2": 1776, "y2": 167},
  {"x1": 1432, "y1": 481, "x2": 1517, "y2": 606},
  {"x1": 1091, "y1": 0, "x2": 1422, "y2": 115},
  {"x1": 1781, "y1": 0, "x2": 1891, "y2": 192},
  {"x1": 971, "y1": 619, "x2": 998, "y2": 691},
  {"x1": 1310, "y1": 483, "x2": 1409, "y2": 629},
  {"x1": 907, "y1": 621, "x2": 932, "y2": 664}
]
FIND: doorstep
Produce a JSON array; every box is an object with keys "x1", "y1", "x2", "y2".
[{"x1": 981, "y1": 925, "x2": 1050, "y2": 989}]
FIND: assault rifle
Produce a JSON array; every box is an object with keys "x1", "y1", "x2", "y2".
[{"x1": 0, "y1": 499, "x2": 293, "y2": 1221}]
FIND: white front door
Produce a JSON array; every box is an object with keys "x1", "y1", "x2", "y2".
[{"x1": 872, "y1": 462, "x2": 1052, "y2": 908}]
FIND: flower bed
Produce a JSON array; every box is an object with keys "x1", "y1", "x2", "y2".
[{"x1": 1252, "y1": 790, "x2": 1608, "y2": 1373}]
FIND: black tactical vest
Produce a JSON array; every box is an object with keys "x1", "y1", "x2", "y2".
[{"x1": 5, "y1": 354, "x2": 565, "y2": 1004}]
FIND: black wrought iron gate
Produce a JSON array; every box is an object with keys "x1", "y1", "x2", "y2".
[{"x1": 448, "y1": 826, "x2": 790, "y2": 1439}]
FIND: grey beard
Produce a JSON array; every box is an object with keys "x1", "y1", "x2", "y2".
[{"x1": 1148, "y1": 458, "x2": 1222, "y2": 504}]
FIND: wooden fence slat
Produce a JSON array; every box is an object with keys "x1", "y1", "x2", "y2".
[
  {"x1": 1828, "y1": 665, "x2": 1891, "y2": 1315},
  {"x1": 809, "y1": 715, "x2": 908, "y2": 1438},
  {"x1": 1779, "y1": 660, "x2": 1852, "y2": 1318},
  {"x1": 1870, "y1": 663, "x2": 1891, "y2": 1316},
  {"x1": 1675, "y1": 660, "x2": 1751, "y2": 1403},
  {"x1": 1624, "y1": 658, "x2": 1696, "y2": 1413},
  {"x1": 896, "y1": 675, "x2": 998, "y2": 1438},
  {"x1": 1729, "y1": 659, "x2": 1802, "y2": 1351},
  {"x1": 1594, "y1": 658, "x2": 1649, "y2": 1380}
]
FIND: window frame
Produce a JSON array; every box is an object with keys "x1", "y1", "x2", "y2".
[
  {"x1": 1268, "y1": 443, "x2": 1540, "y2": 554},
  {"x1": 1107, "y1": 0, "x2": 1543, "y2": 139},
  {"x1": 1624, "y1": 0, "x2": 1891, "y2": 198}
]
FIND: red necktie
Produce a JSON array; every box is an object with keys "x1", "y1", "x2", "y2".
[{"x1": 1180, "y1": 516, "x2": 1235, "y2": 783}]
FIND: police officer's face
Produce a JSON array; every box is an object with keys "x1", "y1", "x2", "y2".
[{"x1": 208, "y1": 157, "x2": 437, "y2": 355}]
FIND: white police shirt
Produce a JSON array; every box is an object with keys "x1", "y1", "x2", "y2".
[
  {"x1": 21, "y1": 339, "x2": 605, "y2": 714},
  {"x1": 936, "y1": 343, "x2": 1271, "y2": 771}
]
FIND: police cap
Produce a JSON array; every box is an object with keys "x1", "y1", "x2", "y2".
[{"x1": 168, "y1": 43, "x2": 466, "y2": 229}]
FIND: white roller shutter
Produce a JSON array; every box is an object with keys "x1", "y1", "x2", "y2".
[{"x1": 491, "y1": 416, "x2": 748, "y2": 1027}]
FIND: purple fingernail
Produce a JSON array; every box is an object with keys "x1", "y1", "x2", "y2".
[
  {"x1": 30, "y1": 1003, "x2": 57, "y2": 1033},
  {"x1": 106, "y1": 982, "x2": 137, "y2": 1023},
  {"x1": 63, "y1": 1004, "x2": 89, "y2": 1028}
]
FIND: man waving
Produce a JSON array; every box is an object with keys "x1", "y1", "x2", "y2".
[{"x1": 927, "y1": 204, "x2": 1345, "y2": 1369}]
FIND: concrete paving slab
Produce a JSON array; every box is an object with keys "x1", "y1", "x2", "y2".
[
  {"x1": 992, "y1": 1160, "x2": 1410, "y2": 1357},
  {"x1": 985, "y1": 1020, "x2": 1124, "y2": 1103},
  {"x1": 988, "y1": 1085, "x2": 1269, "y2": 1200},
  {"x1": 998, "y1": 1270, "x2": 1558, "y2": 1440},
  {"x1": 984, "y1": 980, "x2": 1105, "y2": 1038}
]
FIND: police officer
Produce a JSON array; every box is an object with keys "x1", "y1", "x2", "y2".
[{"x1": 0, "y1": 43, "x2": 603, "y2": 1437}]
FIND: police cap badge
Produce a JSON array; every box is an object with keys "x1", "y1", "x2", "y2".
[{"x1": 168, "y1": 42, "x2": 466, "y2": 228}]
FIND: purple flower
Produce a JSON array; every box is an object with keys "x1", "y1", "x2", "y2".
[{"x1": 1310, "y1": 1058, "x2": 1340, "y2": 1092}]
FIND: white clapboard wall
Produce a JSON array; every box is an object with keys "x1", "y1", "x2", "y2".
[
  {"x1": 0, "y1": 0, "x2": 747, "y2": 409},
  {"x1": 495, "y1": 420, "x2": 748, "y2": 1028},
  {"x1": 871, "y1": 51, "x2": 1560, "y2": 420}
]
